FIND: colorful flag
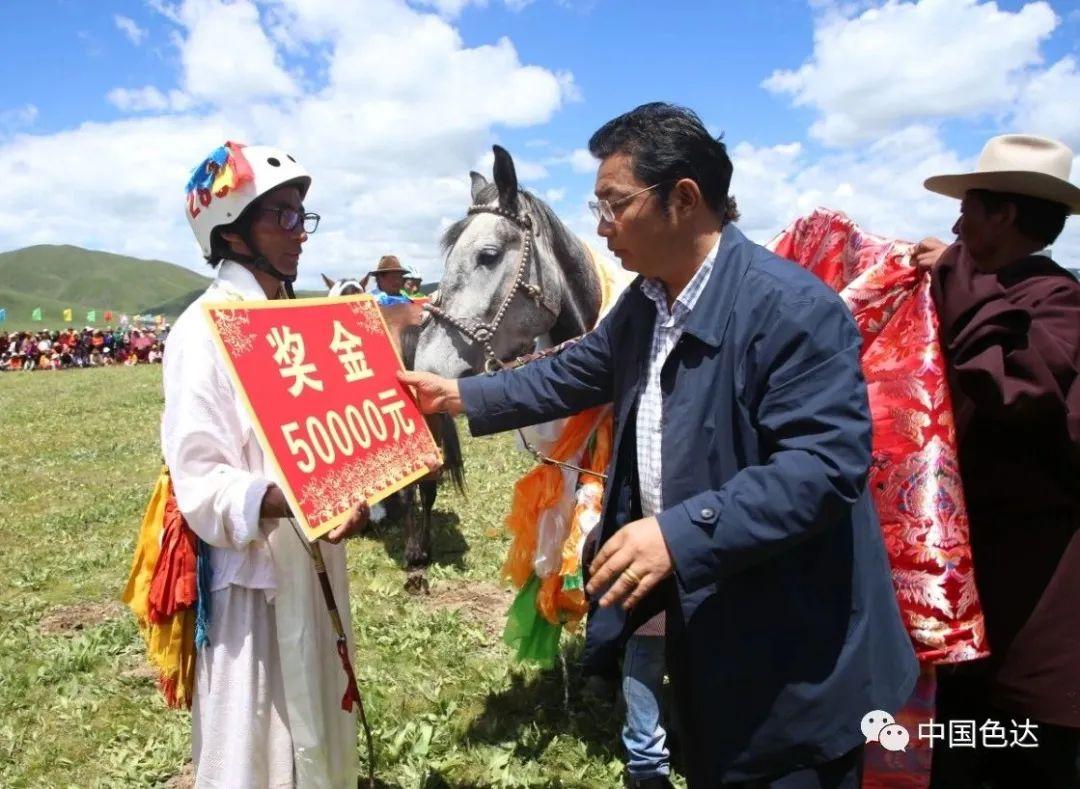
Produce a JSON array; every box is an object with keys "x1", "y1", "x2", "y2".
[
  {"x1": 62, "y1": 308, "x2": 73, "y2": 323},
  {"x1": 32, "y1": 307, "x2": 42, "y2": 322},
  {"x1": 87, "y1": 309, "x2": 97, "y2": 323},
  {"x1": 0, "y1": 308, "x2": 6, "y2": 322},
  {"x1": 104, "y1": 310, "x2": 114, "y2": 322}
]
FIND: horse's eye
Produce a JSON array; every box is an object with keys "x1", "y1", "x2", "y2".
[{"x1": 476, "y1": 247, "x2": 500, "y2": 267}]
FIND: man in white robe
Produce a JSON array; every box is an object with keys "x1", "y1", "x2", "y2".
[{"x1": 164, "y1": 142, "x2": 368, "y2": 788}]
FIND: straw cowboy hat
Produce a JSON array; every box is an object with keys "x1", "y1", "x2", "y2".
[
  {"x1": 924, "y1": 134, "x2": 1080, "y2": 214},
  {"x1": 369, "y1": 255, "x2": 409, "y2": 275}
]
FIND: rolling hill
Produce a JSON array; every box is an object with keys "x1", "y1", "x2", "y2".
[
  {"x1": 0, "y1": 244, "x2": 436, "y2": 332},
  {"x1": 0, "y1": 245, "x2": 211, "y2": 330}
]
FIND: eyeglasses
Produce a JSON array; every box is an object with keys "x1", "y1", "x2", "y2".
[
  {"x1": 263, "y1": 207, "x2": 320, "y2": 234},
  {"x1": 588, "y1": 182, "x2": 666, "y2": 223}
]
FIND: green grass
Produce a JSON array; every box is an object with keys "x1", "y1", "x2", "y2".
[{"x1": 0, "y1": 365, "x2": 636, "y2": 788}]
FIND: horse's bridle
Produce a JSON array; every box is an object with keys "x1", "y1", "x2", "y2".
[
  {"x1": 422, "y1": 204, "x2": 558, "y2": 374},
  {"x1": 422, "y1": 203, "x2": 606, "y2": 481}
]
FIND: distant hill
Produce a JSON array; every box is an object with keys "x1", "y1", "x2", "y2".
[
  {"x1": 0, "y1": 245, "x2": 211, "y2": 330},
  {"x1": 0, "y1": 244, "x2": 439, "y2": 332}
]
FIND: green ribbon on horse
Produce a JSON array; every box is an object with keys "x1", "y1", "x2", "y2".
[{"x1": 503, "y1": 573, "x2": 563, "y2": 667}]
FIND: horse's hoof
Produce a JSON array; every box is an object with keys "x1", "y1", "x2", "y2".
[{"x1": 404, "y1": 571, "x2": 430, "y2": 596}]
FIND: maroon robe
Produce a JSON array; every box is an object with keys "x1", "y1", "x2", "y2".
[{"x1": 932, "y1": 244, "x2": 1080, "y2": 728}]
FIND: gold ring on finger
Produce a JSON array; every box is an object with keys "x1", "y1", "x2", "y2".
[{"x1": 622, "y1": 567, "x2": 642, "y2": 586}]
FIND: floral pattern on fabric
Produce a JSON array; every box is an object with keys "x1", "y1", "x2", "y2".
[{"x1": 769, "y1": 208, "x2": 988, "y2": 664}]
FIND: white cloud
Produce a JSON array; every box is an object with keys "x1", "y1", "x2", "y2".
[
  {"x1": 731, "y1": 126, "x2": 962, "y2": 242},
  {"x1": 0, "y1": 115, "x2": 229, "y2": 264},
  {"x1": 177, "y1": 0, "x2": 299, "y2": 103},
  {"x1": 565, "y1": 147, "x2": 595, "y2": 173},
  {"x1": 0, "y1": 104, "x2": 38, "y2": 138},
  {"x1": 1012, "y1": 56, "x2": 1080, "y2": 148},
  {"x1": 555, "y1": 69, "x2": 583, "y2": 103},
  {"x1": 411, "y1": 0, "x2": 537, "y2": 17},
  {"x1": 730, "y1": 123, "x2": 1080, "y2": 264},
  {"x1": 0, "y1": 0, "x2": 576, "y2": 287},
  {"x1": 764, "y1": 0, "x2": 1059, "y2": 145},
  {"x1": 114, "y1": 15, "x2": 148, "y2": 45},
  {"x1": 107, "y1": 86, "x2": 193, "y2": 113},
  {"x1": 412, "y1": 0, "x2": 480, "y2": 17},
  {"x1": 10, "y1": 0, "x2": 1079, "y2": 292}
]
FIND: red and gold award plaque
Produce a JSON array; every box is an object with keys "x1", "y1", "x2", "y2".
[{"x1": 204, "y1": 295, "x2": 440, "y2": 540}]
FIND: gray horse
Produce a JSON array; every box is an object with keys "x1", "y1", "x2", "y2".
[
  {"x1": 320, "y1": 279, "x2": 466, "y2": 593},
  {"x1": 415, "y1": 145, "x2": 605, "y2": 378}
]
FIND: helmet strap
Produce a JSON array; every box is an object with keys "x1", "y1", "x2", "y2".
[
  {"x1": 216, "y1": 211, "x2": 298, "y2": 296},
  {"x1": 242, "y1": 225, "x2": 297, "y2": 297},
  {"x1": 250, "y1": 254, "x2": 297, "y2": 285}
]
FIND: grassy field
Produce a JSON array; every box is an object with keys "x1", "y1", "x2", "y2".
[{"x1": 0, "y1": 364, "x2": 637, "y2": 788}]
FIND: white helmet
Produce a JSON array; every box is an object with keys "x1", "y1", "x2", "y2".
[{"x1": 185, "y1": 142, "x2": 311, "y2": 259}]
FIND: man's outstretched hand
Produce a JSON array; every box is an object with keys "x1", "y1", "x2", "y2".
[
  {"x1": 398, "y1": 370, "x2": 464, "y2": 417},
  {"x1": 912, "y1": 237, "x2": 949, "y2": 269}
]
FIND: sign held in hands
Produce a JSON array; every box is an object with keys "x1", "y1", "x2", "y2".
[{"x1": 204, "y1": 295, "x2": 441, "y2": 541}]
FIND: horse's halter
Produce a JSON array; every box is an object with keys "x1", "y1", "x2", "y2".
[
  {"x1": 423, "y1": 203, "x2": 558, "y2": 374},
  {"x1": 423, "y1": 202, "x2": 606, "y2": 481}
]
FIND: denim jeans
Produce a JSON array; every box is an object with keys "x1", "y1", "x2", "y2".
[{"x1": 621, "y1": 635, "x2": 670, "y2": 780}]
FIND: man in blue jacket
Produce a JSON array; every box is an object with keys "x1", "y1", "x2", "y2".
[{"x1": 401, "y1": 103, "x2": 917, "y2": 788}]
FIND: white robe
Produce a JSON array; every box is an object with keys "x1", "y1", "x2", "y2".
[{"x1": 162, "y1": 261, "x2": 358, "y2": 788}]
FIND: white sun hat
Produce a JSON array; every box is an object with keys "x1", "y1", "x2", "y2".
[{"x1": 924, "y1": 134, "x2": 1080, "y2": 214}]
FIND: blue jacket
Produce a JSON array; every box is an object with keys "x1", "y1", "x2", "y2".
[
  {"x1": 460, "y1": 225, "x2": 918, "y2": 784},
  {"x1": 370, "y1": 288, "x2": 413, "y2": 306}
]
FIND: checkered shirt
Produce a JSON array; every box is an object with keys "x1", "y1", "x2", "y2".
[{"x1": 635, "y1": 237, "x2": 720, "y2": 520}]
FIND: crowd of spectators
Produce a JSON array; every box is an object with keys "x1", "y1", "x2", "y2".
[{"x1": 1, "y1": 326, "x2": 168, "y2": 371}]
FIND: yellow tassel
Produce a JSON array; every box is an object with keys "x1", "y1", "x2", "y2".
[
  {"x1": 121, "y1": 466, "x2": 170, "y2": 624},
  {"x1": 121, "y1": 466, "x2": 198, "y2": 709}
]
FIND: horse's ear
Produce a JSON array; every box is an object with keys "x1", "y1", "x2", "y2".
[
  {"x1": 469, "y1": 171, "x2": 488, "y2": 203},
  {"x1": 492, "y1": 145, "x2": 519, "y2": 212},
  {"x1": 321, "y1": 273, "x2": 336, "y2": 290}
]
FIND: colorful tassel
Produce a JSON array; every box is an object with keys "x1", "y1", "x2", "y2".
[
  {"x1": 121, "y1": 466, "x2": 206, "y2": 709},
  {"x1": 194, "y1": 538, "x2": 212, "y2": 649}
]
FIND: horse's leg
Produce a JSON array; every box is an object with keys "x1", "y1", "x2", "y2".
[
  {"x1": 419, "y1": 477, "x2": 437, "y2": 574},
  {"x1": 402, "y1": 482, "x2": 429, "y2": 594},
  {"x1": 383, "y1": 490, "x2": 405, "y2": 521}
]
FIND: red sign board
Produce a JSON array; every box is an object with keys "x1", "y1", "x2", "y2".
[{"x1": 204, "y1": 295, "x2": 440, "y2": 541}]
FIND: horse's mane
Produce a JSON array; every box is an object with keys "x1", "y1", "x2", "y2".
[{"x1": 440, "y1": 184, "x2": 590, "y2": 276}]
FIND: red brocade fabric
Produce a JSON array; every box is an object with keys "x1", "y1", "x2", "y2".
[{"x1": 769, "y1": 209, "x2": 988, "y2": 664}]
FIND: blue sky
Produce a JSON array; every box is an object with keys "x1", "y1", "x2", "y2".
[{"x1": 1, "y1": 0, "x2": 1078, "y2": 285}]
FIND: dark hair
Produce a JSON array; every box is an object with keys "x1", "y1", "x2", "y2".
[
  {"x1": 588, "y1": 102, "x2": 739, "y2": 224},
  {"x1": 207, "y1": 207, "x2": 258, "y2": 269},
  {"x1": 968, "y1": 189, "x2": 1069, "y2": 247}
]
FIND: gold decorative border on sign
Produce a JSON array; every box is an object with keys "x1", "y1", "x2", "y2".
[{"x1": 202, "y1": 294, "x2": 443, "y2": 541}]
